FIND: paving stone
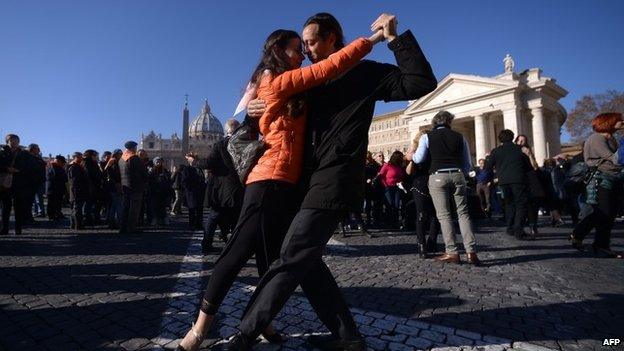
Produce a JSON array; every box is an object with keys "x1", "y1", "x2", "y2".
[
  {"x1": 405, "y1": 336, "x2": 434, "y2": 350},
  {"x1": 420, "y1": 329, "x2": 447, "y2": 343},
  {"x1": 511, "y1": 341, "x2": 558, "y2": 351}
]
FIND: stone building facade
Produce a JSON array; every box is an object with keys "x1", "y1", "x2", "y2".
[
  {"x1": 140, "y1": 99, "x2": 224, "y2": 170},
  {"x1": 368, "y1": 55, "x2": 568, "y2": 166}
]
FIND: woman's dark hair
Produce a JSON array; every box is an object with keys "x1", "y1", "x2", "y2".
[
  {"x1": 303, "y1": 12, "x2": 345, "y2": 50},
  {"x1": 251, "y1": 29, "x2": 306, "y2": 117},
  {"x1": 389, "y1": 150, "x2": 404, "y2": 167},
  {"x1": 498, "y1": 129, "x2": 514, "y2": 143}
]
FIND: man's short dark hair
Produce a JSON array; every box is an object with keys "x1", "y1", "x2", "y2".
[
  {"x1": 498, "y1": 129, "x2": 515, "y2": 143},
  {"x1": 304, "y1": 12, "x2": 345, "y2": 50},
  {"x1": 431, "y1": 110, "x2": 454, "y2": 126},
  {"x1": 5, "y1": 134, "x2": 19, "y2": 143}
]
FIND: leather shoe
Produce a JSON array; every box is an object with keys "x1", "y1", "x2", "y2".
[
  {"x1": 223, "y1": 333, "x2": 255, "y2": 351},
  {"x1": 466, "y1": 252, "x2": 481, "y2": 266},
  {"x1": 307, "y1": 334, "x2": 366, "y2": 351},
  {"x1": 434, "y1": 253, "x2": 460, "y2": 264}
]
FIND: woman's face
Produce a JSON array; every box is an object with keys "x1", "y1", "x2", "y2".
[
  {"x1": 516, "y1": 136, "x2": 527, "y2": 146},
  {"x1": 615, "y1": 119, "x2": 624, "y2": 130},
  {"x1": 284, "y1": 38, "x2": 305, "y2": 69}
]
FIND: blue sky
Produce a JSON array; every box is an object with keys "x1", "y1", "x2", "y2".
[{"x1": 1, "y1": 0, "x2": 623, "y2": 156}]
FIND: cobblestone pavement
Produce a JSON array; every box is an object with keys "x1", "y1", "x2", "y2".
[{"x1": 1, "y1": 214, "x2": 623, "y2": 351}]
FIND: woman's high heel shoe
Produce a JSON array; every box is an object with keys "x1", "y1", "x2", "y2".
[
  {"x1": 592, "y1": 244, "x2": 624, "y2": 259},
  {"x1": 569, "y1": 234, "x2": 584, "y2": 251},
  {"x1": 261, "y1": 330, "x2": 287, "y2": 344},
  {"x1": 176, "y1": 323, "x2": 204, "y2": 351}
]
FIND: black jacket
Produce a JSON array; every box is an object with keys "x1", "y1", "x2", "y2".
[
  {"x1": 180, "y1": 165, "x2": 205, "y2": 209},
  {"x1": 301, "y1": 30, "x2": 437, "y2": 211},
  {"x1": 148, "y1": 167, "x2": 173, "y2": 202},
  {"x1": 0, "y1": 148, "x2": 44, "y2": 193},
  {"x1": 67, "y1": 163, "x2": 90, "y2": 201},
  {"x1": 84, "y1": 158, "x2": 103, "y2": 199},
  {"x1": 46, "y1": 163, "x2": 68, "y2": 195},
  {"x1": 203, "y1": 137, "x2": 243, "y2": 209},
  {"x1": 486, "y1": 142, "x2": 532, "y2": 185},
  {"x1": 119, "y1": 154, "x2": 148, "y2": 194}
]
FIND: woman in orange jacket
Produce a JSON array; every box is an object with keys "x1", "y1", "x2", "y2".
[{"x1": 176, "y1": 29, "x2": 383, "y2": 350}]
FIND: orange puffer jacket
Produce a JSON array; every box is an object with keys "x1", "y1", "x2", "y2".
[{"x1": 246, "y1": 37, "x2": 373, "y2": 185}]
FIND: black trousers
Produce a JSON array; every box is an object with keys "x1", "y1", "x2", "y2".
[
  {"x1": 412, "y1": 189, "x2": 439, "y2": 246},
  {"x1": 188, "y1": 207, "x2": 203, "y2": 230},
  {"x1": 202, "y1": 206, "x2": 239, "y2": 248},
  {"x1": 47, "y1": 192, "x2": 64, "y2": 219},
  {"x1": 500, "y1": 183, "x2": 529, "y2": 235},
  {"x1": 239, "y1": 208, "x2": 361, "y2": 342},
  {"x1": 200, "y1": 180, "x2": 297, "y2": 314},
  {"x1": 120, "y1": 191, "x2": 142, "y2": 233},
  {"x1": 1, "y1": 191, "x2": 29, "y2": 233},
  {"x1": 574, "y1": 185, "x2": 620, "y2": 248}
]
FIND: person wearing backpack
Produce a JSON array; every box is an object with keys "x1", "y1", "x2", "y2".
[{"x1": 570, "y1": 112, "x2": 623, "y2": 258}]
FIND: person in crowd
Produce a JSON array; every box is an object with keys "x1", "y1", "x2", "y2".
[
  {"x1": 405, "y1": 130, "x2": 439, "y2": 258},
  {"x1": 45, "y1": 155, "x2": 68, "y2": 221},
  {"x1": 1, "y1": 134, "x2": 36, "y2": 235},
  {"x1": 201, "y1": 118, "x2": 244, "y2": 253},
  {"x1": 515, "y1": 134, "x2": 542, "y2": 236},
  {"x1": 148, "y1": 156, "x2": 172, "y2": 226},
  {"x1": 119, "y1": 141, "x2": 148, "y2": 234},
  {"x1": 180, "y1": 153, "x2": 205, "y2": 231},
  {"x1": 378, "y1": 150, "x2": 405, "y2": 228},
  {"x1": 221, "y1": 12, "x2": 435, "y2": 351},
  {"x1": 364, "y1": 151, "x2": 381, "y2": 228},
  {"x1": 176, "y1": 14, "x2": 392, "y2": 351},
  {"x1": 541, "y1": 158, "x2": 565, "y2": 226},
  {"x1": 28, "y1": 143, "x2": 47, "y2": 220},
  {"x1": 170, "y1": 164, "x2": 186, "y2": 216},
  {"x1": 99, "y1": 151, "x2": 113, "y2": 221},
  {"x1": 487, "y1": 130, "x2": 534, "y2": 240},
  {"x1": 137, "y1": 149, "x2": 152, "y2": 226},
  {"x1": 570, "y1": 112, "x2": 623, "y2": 258},
  {"x1": 83, "y1": 149, "x2": 104, "y2": 226},
  {"x1": 475, "y1": 158, "x2": 493, "y2": 218},
  {"x1": 67, "y1": 152, "x2": 89, "y2": 231},
  {"x1": 103, "y1": 149, "x2": 123, "y2": 229},
  {"x1": 562, "y1": 147, "x2": 586, "y2": 225},
  {"x1": 412, "y1": 110, "x2": 478, "y2": 265}
]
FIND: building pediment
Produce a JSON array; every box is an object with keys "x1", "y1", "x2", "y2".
[{"x1": 405, "y1": 74, "x2": 518, "y2": 115}]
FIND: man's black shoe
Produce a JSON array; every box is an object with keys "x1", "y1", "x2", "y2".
[
  {"x1": 307, "y1": 334, "x2": 366, "y2": 351},
  {"x1": 223, "y1": 333, "x2": 254, "y2": 351},
  {"x1": 201, "y1": 245, "x2": 219, "y2": 254}
]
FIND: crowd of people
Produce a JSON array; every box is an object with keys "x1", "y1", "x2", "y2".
[{"x1": 1, "y1": 11, "x2": 623, "y2": 351}]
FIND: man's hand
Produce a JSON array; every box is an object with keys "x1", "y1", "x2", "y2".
[
  {"x1": 404, "y1": 151, "x2": 414, "y2": 161},
  {"x1": 371, "y1": 13, "x2": 398, "y2": 43},
  {"x1": 247, "y1": 99, "x2": 267, "y2": 118}
]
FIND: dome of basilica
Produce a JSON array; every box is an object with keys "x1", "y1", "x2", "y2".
[{"x1": 188, "y1": 100, "x2": 224, "y2": 139}]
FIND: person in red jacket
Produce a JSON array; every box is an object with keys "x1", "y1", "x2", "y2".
[{"x1": 176, "y1": 27, "x2": 383, "y2": 351}]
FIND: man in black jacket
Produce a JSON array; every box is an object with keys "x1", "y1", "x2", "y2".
[
  {"x1": 486, "y1": 129, "x2": 533, "y2": 240},
  {"x1": 202, "y1": 119, "x2": 243, "y2": 253},
  {"x1": 67, "y1": 152, "x2": 89, "y2": 230},
  {"x1": 181, "y1": 153, "x2": 205, "y2": 231},
  {"x1": 230, "y1": 13, "x2": 436, "y2": 350},
  {"x1": 46, "y1": 155, "x2": 68, "y2": 221},
  {"x1": 1, "y1": 134, "x2": 38, "y2": 235},
  {"x1": 119, "y1": 141, "x2": 148, "y2": 234}
]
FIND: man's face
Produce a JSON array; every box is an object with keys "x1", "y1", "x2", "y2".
[
  {"x1": 302, "y1": 24, "x2": 336, "y2": 63},
  {"x1": 7, "y1": 137, "x2": 19, "y2": 149},
  {"x1": 375, "y1": 153, "x2": 384, "y2": 164},
  {"x1": 478, "y1": 159, "x2": 485, "y2": 168},
  {"x1": 31, "y1": 146, "x2": 40, "y2": 155}
]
